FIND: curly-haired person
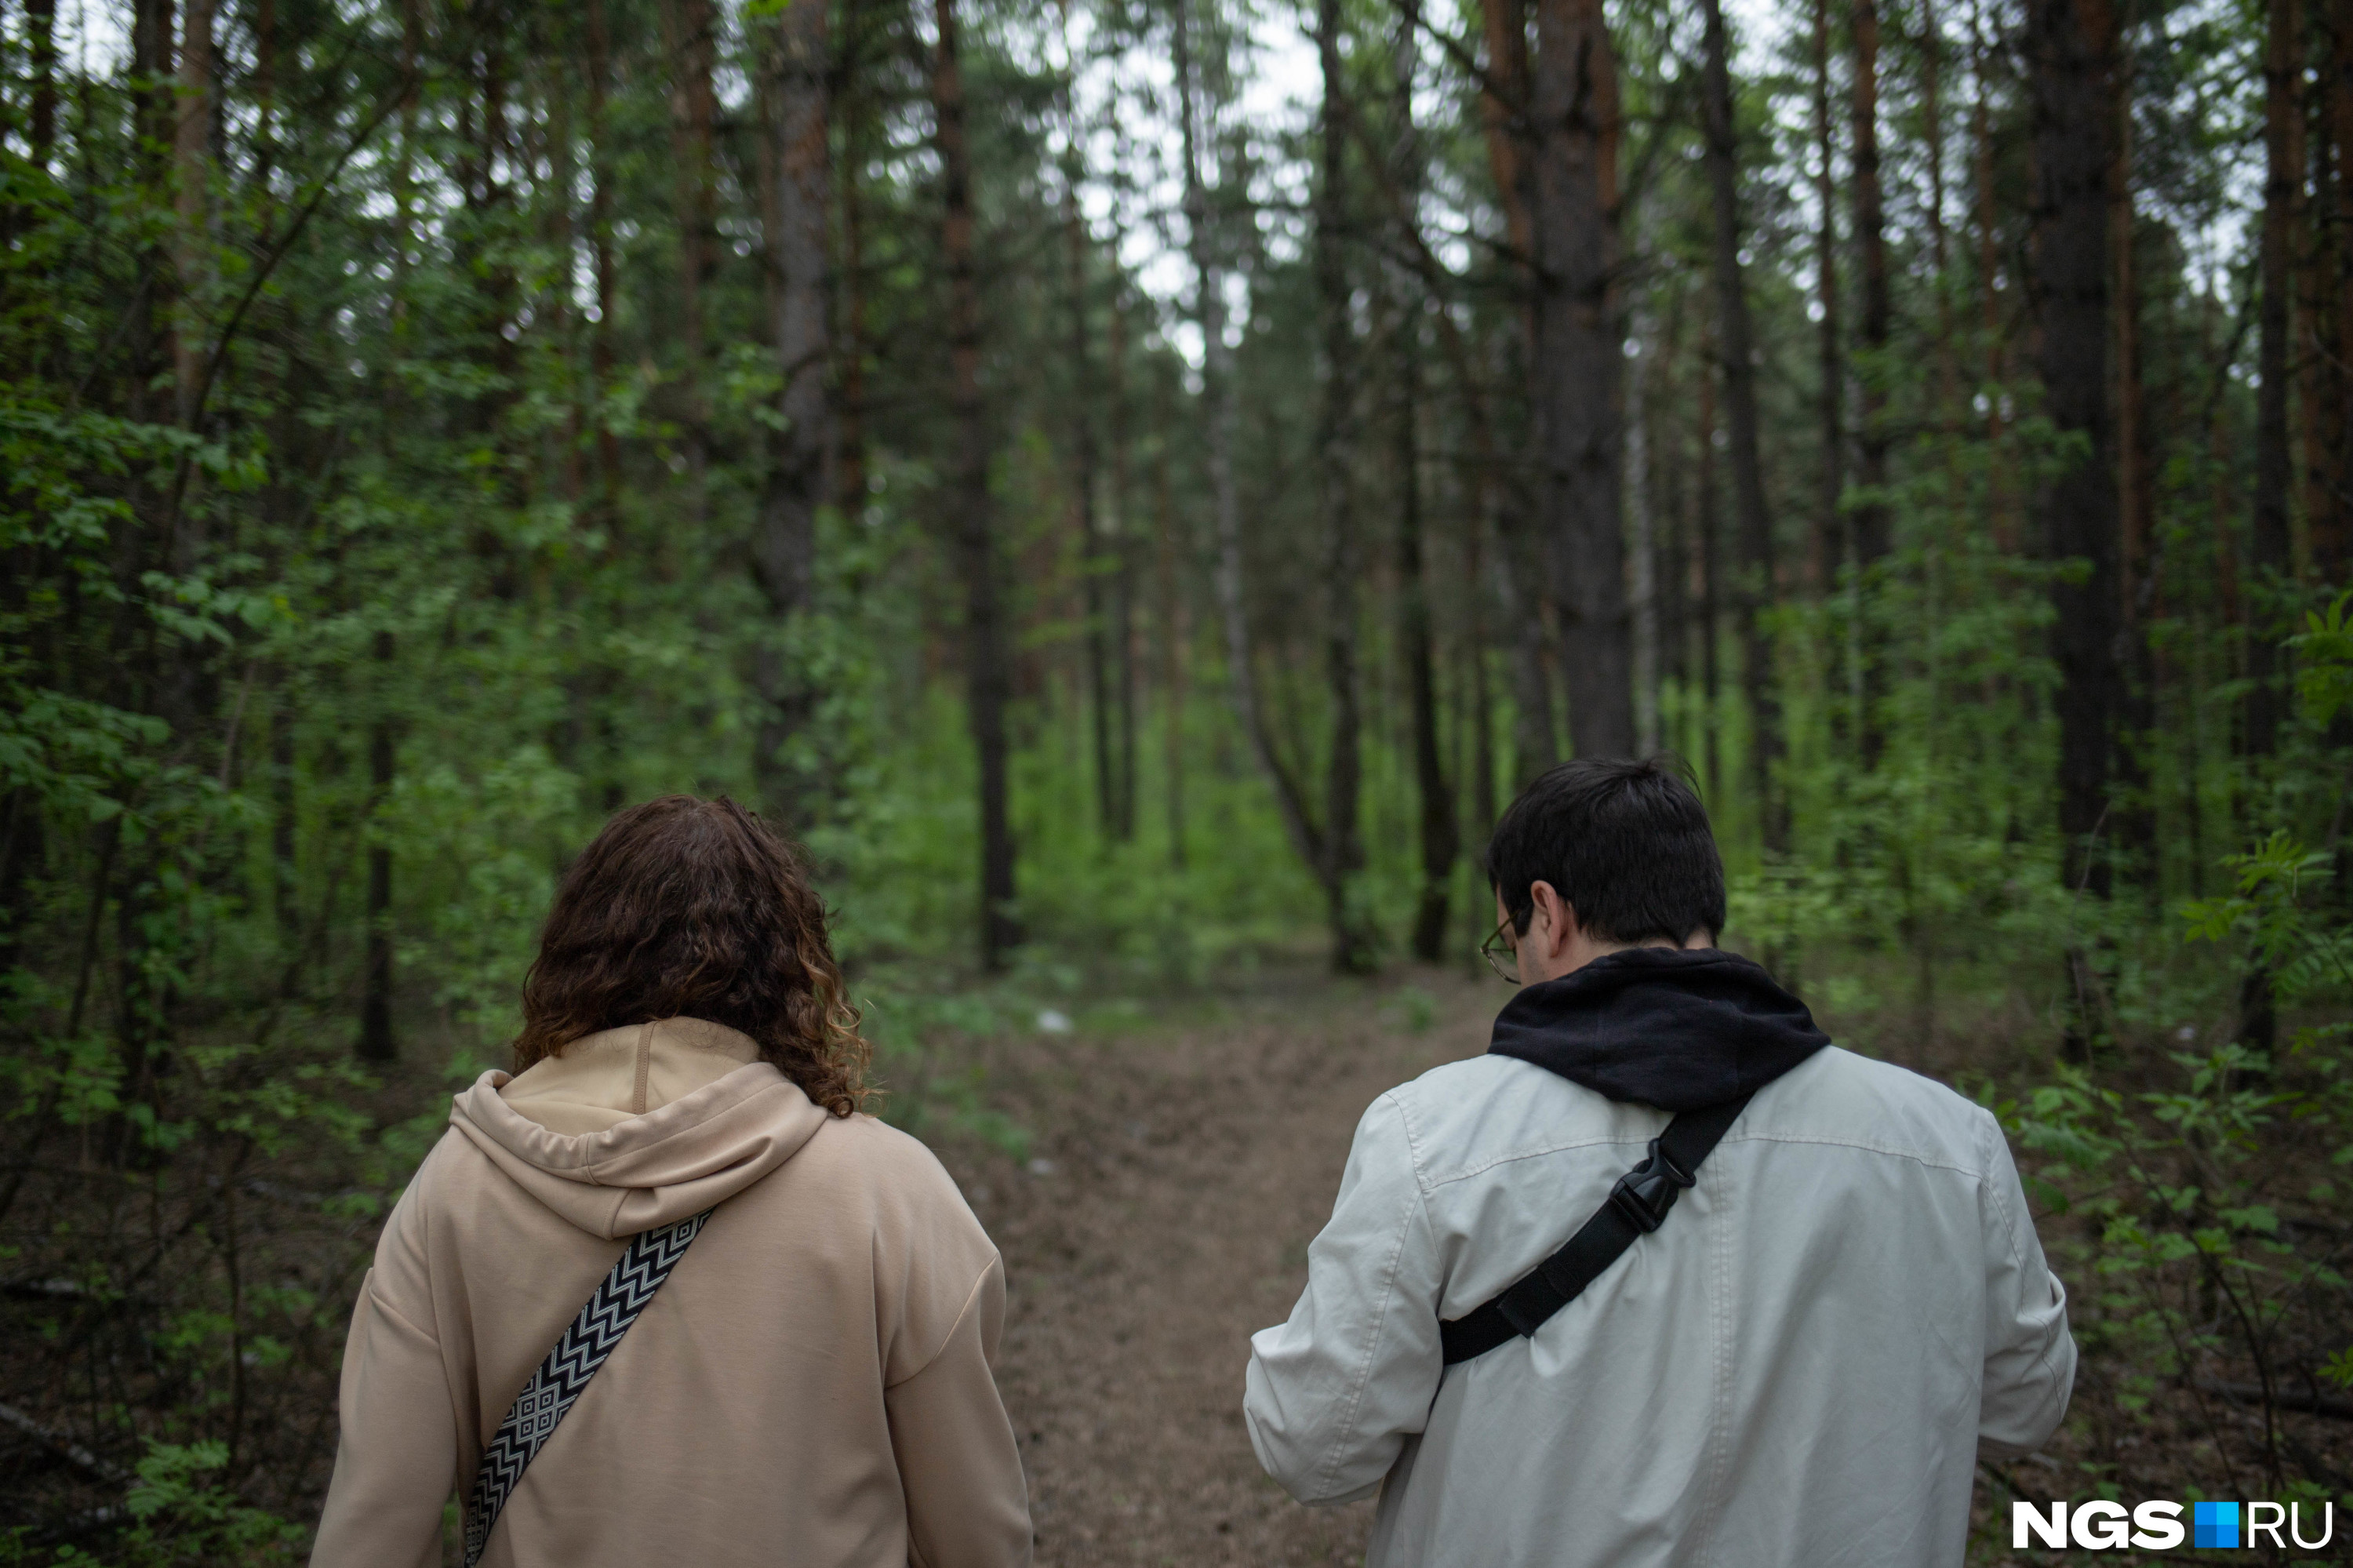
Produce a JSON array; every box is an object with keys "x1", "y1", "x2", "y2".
[{"x1": 311, "y1": 797, "x2": 1031, "y2": 1568}]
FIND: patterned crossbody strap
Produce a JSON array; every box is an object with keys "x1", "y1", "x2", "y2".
[{"x1": 463, "y1": 1209, "x2": 714, "y2": 1568}]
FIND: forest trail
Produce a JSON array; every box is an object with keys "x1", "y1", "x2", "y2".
[{"x1": 926, "y1": 970, "x2": 1493, "y2": 1566}]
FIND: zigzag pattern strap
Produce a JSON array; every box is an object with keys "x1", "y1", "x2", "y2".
[{"x1": 463, "y1": 1209, "x2": 712, "y2": 1568}]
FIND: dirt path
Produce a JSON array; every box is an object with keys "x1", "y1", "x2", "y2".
[{"x1": 927, "y1": 970, "x2": 1493, "y2": 1566}]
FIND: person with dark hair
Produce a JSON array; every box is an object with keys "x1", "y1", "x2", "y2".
[
  {"x1": 1243, "y1": 759, "x2": 2074, "y2": 1567},
  {"x1": 312, "y1": 796, "x2": 1031, "y2": 1568}
]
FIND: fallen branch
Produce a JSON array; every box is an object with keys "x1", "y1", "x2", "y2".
[
  {"x1": 2195, "y1": 1378, "x2": 2353, "y2": 1422},
  {"x1": 0, "y1": 1401, "x2": 132, "y2": 1487}
]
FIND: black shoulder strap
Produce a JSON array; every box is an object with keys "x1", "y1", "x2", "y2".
[
  {"x1": 1438, "y1": 1093, "x2": 1752, "y2": 1366},
  {"x1": 464, "y1": 1207, "x2": 713, "y2": 1567}
]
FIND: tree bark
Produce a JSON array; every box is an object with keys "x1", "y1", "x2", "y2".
[
  {"x1": 2322, "y1": 0, "x2": 2353, "y2": 588},
  {"x1": 584, "y1": 0, "x2": 622, "y2": 516},
  {"x1": 1311, "y1": 0, "x2": 1372, "y2": 970},
  {"x1": 1812, "y1": 0, "x2": 1843, "y2": 602},
  {"x1": 2026, "y1": 0, "x2": 2122, "y2": 892},
  {"x1": 751, "y1": 0, "x2": 833, "y2": 817},
  {"x1": 29, "y1": 0, "x2": 58, "y2": 167},
  {"x1": 2248, "y1": 0, "x2": 2301, "y2": 759},
  {"x1": 173, "y1": 0, "x2": 213, "y2": 428},
  {"x1": 932, "y1": 0, "x2": 1017, "y2": 966},
  {"x1": 1530, "y1": 0, "x2": 1633, "y2": 759},
  {"x1": 1395, "y1": 24, "x2": 1457, "y2": 959},
  {"x1": 1698, "y1": 0, "x2": 1785, "y2": 851},
  {"x1": 663, "y1": 0, "x2": 718, "y2": 512},
  {"x1": 358, "y1": 630, "x2": 396, "y2": 1063},
  {"x1": 1851, "y1": 0, "x2": 1892, "y2": 764},
  {"x1": 1060, "y1": 53, "x2": 1115, "y2": 843}
]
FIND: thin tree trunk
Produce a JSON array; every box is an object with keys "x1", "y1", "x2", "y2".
[
  {"x1": 2026, "y1": 0, "x2": 2122, "y2": 895},
  {"x1": 1313, "y1": 0, "x2": 1371, "y2": 970},
  {"x1": 1851, "y1": 0, "x2": 1892, "y2": 765},
  {"x1": 1813, "y1": 0, "x2": 1843, "y2": 603},
  {"x1": 1531, "y1": 0, "x2": 1633, "y2": 759},
  {"x1": 933, "y1": 0, "x2": 1017, "y2": 965},
  {"x1": 836, "y1": 0, "x2": 872, "y2": 516},
  {"x1": 1060, "y1": 45, "x2": 1114, "y2": 843},
  {"x1": 1472, "y1": 0, "x2": 1555, "y2": 780},
  {"x1": 1698, "y1": 0, "x2": 1786, "y2": 852},
  {"x1": 2115, "y1": 66, "x2": 2157, "y2": 879},
  {"x1": 1697, "y1": 328, "x2": 1722, "y2": 801},
  {"x1": 173, "y1": 0, "x2": 213, "y2": 428},
  {"x1": 2322, "y1": 0, "x2": 2353, "y2": 586},
  {"x1": 358, "y1": 630, "x2": 395, "y2": 1063},
  {"x1": 2248, "y1": 0, "x2": 2301, "y2": 759},
  {"x1": 1394, "y1": 27, "x2": 1457, "y2": 958},
  {"x1": 663, "y1": 0, "x2": 717, "y2": 513},
  {"x1": 27, "y1": 0, "x2": 57, "y2": 166},
  {"x1": 1154, "y1": 365, "x2": 1188, "y2": 871},
  {"x1": 1109, "y1": 273, "x2": 1139, "y2": 842},
  {"x1": 584, "y1": 0, "x2": 621, "y2": 517},
  {"x1": 751, "y1": 0, "x2": 832, "y2": 817},
  {"x1": 1973, "y1": 0, "x2": 2012, "y2": 548},
  {"x1": 1628, "y1": 297, "x2": 1660, "y2": 755}
]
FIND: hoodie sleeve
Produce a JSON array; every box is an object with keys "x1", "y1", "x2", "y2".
[
  {"x1": 1974, "y1": 1108, "x2": 2077, "y2": 1458},
  {"x1": 1243, "y1": 1091, "x2": 1444, "y2": 1504},
  {"x1": 885, "y1": 1254, "x2": 1032, "y2": 1568},
  {"x1": 311, "y1": 1184, "x2": 462, "y2": 1568}
]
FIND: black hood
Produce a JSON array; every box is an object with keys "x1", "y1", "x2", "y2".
[{"x1": 1489, "y1": 947, "x2": 1830, "y2": 1111}]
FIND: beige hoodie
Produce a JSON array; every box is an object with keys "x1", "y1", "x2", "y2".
[{"x1": 311, "y1": 1018, "x2": 1032, "y2": 1568}]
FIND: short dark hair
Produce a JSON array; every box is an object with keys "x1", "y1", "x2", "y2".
[
  {"x1": 1483, "y1": 758, "x2": 1726, "y2": 944},
  {"x1": 515, "y1": 796, "x2": 870, "y2": 1116}
]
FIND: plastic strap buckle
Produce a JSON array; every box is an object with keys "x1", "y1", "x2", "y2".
[{"x1": 1606, "y1": 1137, "x2": 1697, "y2": 1234}]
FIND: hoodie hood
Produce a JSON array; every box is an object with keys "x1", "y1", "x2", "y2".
[
  {"x1": 448, "y1": 1018, "x2": 831, "y2": 1239},
  {"x1": 1489, "y1": 947, "x2": 1830, "y2": 1111}
]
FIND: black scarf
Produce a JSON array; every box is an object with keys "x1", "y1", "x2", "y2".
[{"x1": 1488, "y1": 947, "x2": 1830, "y2": 1111}]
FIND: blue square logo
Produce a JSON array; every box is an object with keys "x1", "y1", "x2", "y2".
[{"x1": 2193, "y1": 1501, "x2": 2240, "y2": 1549}]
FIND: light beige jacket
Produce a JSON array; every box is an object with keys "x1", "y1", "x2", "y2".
[{"x1": 311, "y1": 1018, "x2": 1032, "y2": 1568}]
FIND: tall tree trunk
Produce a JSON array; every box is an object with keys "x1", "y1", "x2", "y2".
[
  {"x1": 751, "y1": 0, "x2": 832, "y2": 818},
  {"x1": 1697, "y1": 326, "x2": 1722, "y2": 800},
  {"x1": 1628, "y1": 297, "x2": 1660, "y2": 753},
  {"x1": 1312, "y1": 0, "x2": 1371, "y2": 970},
  {"x1": 1395, "y1": 27, "x2": 1457, "y2": 959},
  {"x1": 1530, "y1": 0, "x2": 1634, "y2": 759},
  {"x1": 1973, "y1": 0, "x2": 2012, "y2": 548},
  {"x1": 1851, "y1": 0, "x2": 1892, "y2": 764},
  {"x1": 1153, "y1": 364, "x2": 1188, "y2": 871},
  {"x1": 2114, "y1": 69, "x2": 2157, "y2": 880},
  {"x1": 2026, "y1": 0, "x2": 2122, "y2": 895},
  {"x1": 584, "y1": 0, "x2": 621, "y2": 516},
  {"x1": 173, "y1": 0, "x2": 213, "y2": 428},
  {"x1": 933, "y1": 0, "x2": 1017, "y2": 965},
  {"x1": 836, "y1": 0, "x2": 873, "y2": 515},
  {"x1": 2319, "y1": 0, "x2": 2353, "y2": 588},
  {"x1": 358, "y1": 631, "x2": 396, "y2": 1062},
  {"x1": 27, "y1": 0, "x2": 58, "y2": 166},
  {"x1": 1813, "y1": 0, "x2": 1843, "y2": 603},
  {"x1": 2248, "y1": 0, "x2": 2301, "y2": 759},
  {"x1": 1108, "y1": 272, "x2": 1139, "y2": 842},
  {"x1": 1060, "y1": 54, "x2": 1115, "y2": 843},
  {"x1": 1474, "y1": 0, "x2": 1556, "y2": 780},
  {"x1": 1698, "y1": 0, "x2": 1786, "y2": 852},
  {"x1": 663, "y1": 0, "x2": 717, "y2": 512}
]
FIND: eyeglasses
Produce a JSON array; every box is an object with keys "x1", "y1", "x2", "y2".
[{"x1": 1479, "y1": 919, "x2": 1519, "y2": 984}]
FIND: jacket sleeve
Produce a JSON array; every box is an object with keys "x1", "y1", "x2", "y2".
[
  {"x1": 885, "y1": 1255, "x2": 1033, "y2": 1568},
  {"x1": 1243, "y1": 1092, "x2": 1443, "y2": 1505},
  {"x1": 1975, "y1": 1108, "x2": 2077, "y2": 1458},
  {"x1": 307, "y1": 1267, "x2": 458, "y2": 1568}
]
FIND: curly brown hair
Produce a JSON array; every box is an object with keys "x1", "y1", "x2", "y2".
[{"x1": 513, "y1": 795, "x2": 870, "y2": 1117}]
